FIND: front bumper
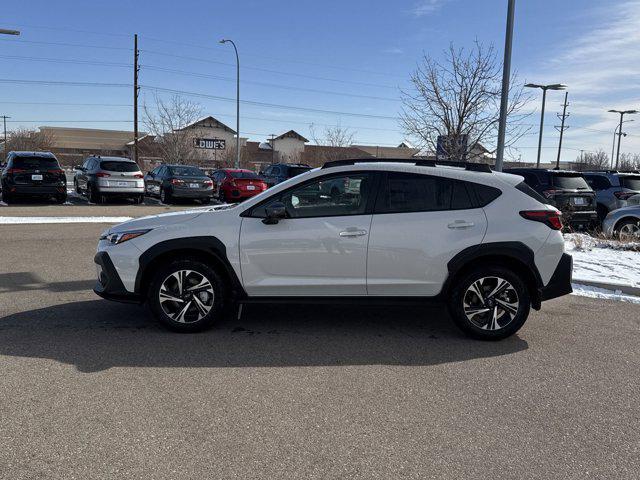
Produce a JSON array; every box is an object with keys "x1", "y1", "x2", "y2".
[
  {"x1": 93, "y1": 251, "x2": 142, "y2": 303},
  {"x1": 540, "y1": 253, "x2": 573, "y2": 302}
]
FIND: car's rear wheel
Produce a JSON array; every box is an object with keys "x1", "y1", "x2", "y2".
[
  {"x1": 615, "y1": 217, "x2": 640, "y2": 241},
  {"x1": 87, "y1": 183, "x2": 100, "y2": 204},
  {"x1": 2, "y1": 188, "x2": 12, "y2": 204},
  {"x1": 55, "y1": 194, "x2": 67, "y2": 204},
  {"x1": 449, "y1": 266, "x2": 530, "y2": 340},
  {"x1": 201, "y1": 197, "x2": 210, "y2": 204},
  {"x1": 74, "y1": 180, "x2": 82, "y2": 194},
  {"x1": 148, "y1": 258, "x2": 225, "y2": 332},
  {"x1": 160, "y1": 188, "x2": 172, "y2": 204}
]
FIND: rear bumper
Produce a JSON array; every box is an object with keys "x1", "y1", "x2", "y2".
[
  {"x1": 8, "y1": 184, "x2": 66, "y2": 195},
  {"x1": 171, "y1": 188, "x2": 214, "y2": 198},
  {"x1": 540, "y1": 253, "x2": 573, "y2": 302},
  {"x1": 93, "y1": 251, "x2": 142, "y2": 303},
  {"x1": 96, "y1": 187, "x2": 145, "y2": 195},
  {"x1": 566, "y1": 211, "x2": 598, "y2": 227}
]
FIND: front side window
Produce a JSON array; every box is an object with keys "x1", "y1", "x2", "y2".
[{"x1": 254, "y1": 173, "x2": 372, "y2": 218}]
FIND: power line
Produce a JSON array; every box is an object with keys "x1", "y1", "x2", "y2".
[
  {"x1": 0, "y1": 54, "x2": 131, "y2": 68},
  {"x1": 0, "y1": 37, "x2": 132, "y2": 51},
  {"x1": 0, "y1": 101, "x2": 132, "y2": 107},
  {"x1": 0, "y1": 78, "x2": 130, "y2": 88},
  {"x1": 140, "y1": 49, "x2": 399, "y2": 90}
]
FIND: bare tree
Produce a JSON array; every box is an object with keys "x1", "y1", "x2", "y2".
[
  {"x1": 573, "y1": 149, "x2": 610, "y2": 171},
  {"x1": 143, "y1": 95, "x2": 202, "y2": 164},
  {"x1": 400, "y1": 41, "x2": 530, "y2": 162},
  {"x1": 618, "y1": 152, "x2": 640, "y2": 171},
  {"x1": 308, "y1": 123, "x2": 358, "y2": 163},
  {"x1": 4, "y1": 127, "x2": 55, "y2": 153}
]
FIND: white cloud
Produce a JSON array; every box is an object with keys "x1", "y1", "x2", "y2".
[
  {"x1": 411, "y1": 0, "x2": 450, "y2": 17},
  {"x1": 517, "y1": 0, "x2": 640, "y2": 160}
]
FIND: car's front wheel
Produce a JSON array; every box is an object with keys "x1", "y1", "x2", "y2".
[
  {"x1": 449, "y1": 266, "x2": 530, "y2": 340},
  {"x1": 615, "y1": 217, "x2": 640, "y2": 241},
  {"x1": 148, "y1": 258, "x2": 226, "y2": 332}
]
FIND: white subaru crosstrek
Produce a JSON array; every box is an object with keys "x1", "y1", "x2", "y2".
[{"x1": 94, "y1": 159, "x2": 572, "y2": 340}]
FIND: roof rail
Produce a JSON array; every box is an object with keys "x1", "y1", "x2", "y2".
[{"x1": 321, "y1": 158, "x2": 492, "y2": 173}]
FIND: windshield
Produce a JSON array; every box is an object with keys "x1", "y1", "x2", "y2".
[
  {"x1": 100, "y1": 161, "x2": 140, "y2": 172},
  {"x1": 552, "y1": 174, "x2": 590, "y2": 190},
  {"x1": 170, "y1": 166, "x2": 205, "y2": 177},
  {"x1": 620, "y1": 176, "x2": 640, "y2": 191},
  {"x1": 12, "y1": 156, "x2": 59, "y2": 170},
  {"x1": 230, "y1": 171, "x2": 260, "y2": 179}
]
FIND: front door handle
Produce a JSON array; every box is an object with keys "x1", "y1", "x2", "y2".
[
  {"x1": 339, "y1": 229, "x2": 368, "y2": 237},
  {"x1": 447, "y1": 220, "x2": 475, "y2": 229}
]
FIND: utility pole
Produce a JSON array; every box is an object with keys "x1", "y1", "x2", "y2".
[
  {"x1": 133, "y1": 34, "x2": 140, "y2": 166},
  {"x1": 1, "y1": 116, "x2": 9, "y2": 161},
  {"x1": 609, "y1": 109, "x2": 638, "y2": 170},
  {"x1": 495, "y1": 0, "x2": 515, "y2": 172},
  {"x1": 270, "y1": 134, "x2": 275, "y2": 163},
  {"x1": 554, "y1": 92, "x2": 569, "y2": 170}
]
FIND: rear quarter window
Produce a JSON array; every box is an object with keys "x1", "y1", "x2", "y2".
[
  {"x1": 515, "y1": 181, "x2": 547, "y2": 204},
  {"x1": 620, "y1": 176, "x2": 640, "y2": 191}
]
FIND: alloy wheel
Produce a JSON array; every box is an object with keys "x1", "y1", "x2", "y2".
[
  {"x1": 462, "y1": 276, "x2": 519, "y2": 331},
  {"x1": 158, "y1": 269, "x2": 215, "y2": 323},
  {"x1": 619, "y1": 222, "x2": 640, "y2": 241}
]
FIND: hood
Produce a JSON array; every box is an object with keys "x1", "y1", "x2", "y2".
[{"x1": 106, "y1": 204, "x2": 234, "y2": 233}]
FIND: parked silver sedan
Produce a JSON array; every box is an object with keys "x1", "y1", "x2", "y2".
[{"x1": 603, "y1": 205, "x2": 640, "y2": 240}]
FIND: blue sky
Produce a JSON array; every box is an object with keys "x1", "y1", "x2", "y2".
[{"x1": 1, "y1": 0, "x2": 639, "y2": 163}]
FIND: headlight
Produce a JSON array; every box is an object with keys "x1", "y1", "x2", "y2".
[{"x1": 100, "y1": 229, "x2": 151, "y2": 245}]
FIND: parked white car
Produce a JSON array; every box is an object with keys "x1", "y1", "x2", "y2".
[{"x1": 94, "y1": 159, "x2": 572, "y2": 340}]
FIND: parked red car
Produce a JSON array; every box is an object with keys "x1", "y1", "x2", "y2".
[{"x1": 210, "y1": 168, "x2": 268, "y2": 202}]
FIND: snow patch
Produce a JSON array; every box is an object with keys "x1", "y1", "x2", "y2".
[
  {"x1": 0, "y1": 216, "x2": 132, "y2": 224},
  {"x1": 571, "y1": 283, "x2": 640, "y2": 304}
]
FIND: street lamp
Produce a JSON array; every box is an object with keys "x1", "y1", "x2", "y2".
[
  {"x1": 219, "y1": 38, "x2": 240, "y2": 169},
  {"x1": 608, "y1": 109, "x2": 638, "y2": 170},
  {"x1": 0, "y1": 29, "x2": 20, "y2": 35},
  {"x1": 525, "y1": 83, "x2": 567, "y2": 168},
  {"x1": 611, "y1": 119, "x2": 634, "y2": 169}
]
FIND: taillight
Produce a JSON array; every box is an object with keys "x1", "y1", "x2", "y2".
[
  {"x1": 7, "y1": 168, "x2": 25, "y2": 174},
  {"x1": 203, "y1": 179, "x2": 213, "y2": 186},
  {"x1": 542, "y1": 189, "x2": 560, "y2": 199},
  {"x1": 614, "y1": 191, "x2": 636, "y2": 200},
  {"x1": 171, "y1": 178, "x2": 184, "y2": 185},
  {"x1": 133, "y1": 173, "x2": 144, "y2": 179},
  {"x1": 520, "y1": 210, "x2": 563, "y2": 230},
  {"x1": 96, "y1": 172, "x2": 111, "y2": 178}
]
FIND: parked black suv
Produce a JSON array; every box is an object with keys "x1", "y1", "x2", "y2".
[
  {"x1": 259, "y1": 163, "x2": 312, "y2": 187},
  {"x1": 1, "y1": 151, "x2": 67, "y2": 204},
  {"x1": 504, "y1": 168, "x2": 597, "y2": 230}
]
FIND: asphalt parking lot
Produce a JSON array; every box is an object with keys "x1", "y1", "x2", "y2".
[{"x1": 1, "y1": 209, "x2": 639, "y2": 479}]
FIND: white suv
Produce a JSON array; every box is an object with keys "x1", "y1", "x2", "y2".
[{"x1": 94, "y1": 159, "x2": 572, "y2": 340}]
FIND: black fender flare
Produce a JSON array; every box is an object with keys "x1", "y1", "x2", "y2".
[{"x1": 134, "y1": 236, "x2": 245, "y2": 298}]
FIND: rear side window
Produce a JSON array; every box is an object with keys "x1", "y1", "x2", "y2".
[
  {"x1": 551, "y1": 174, "x2": 590, "y2": 190},
  {"x1": 620, "y1": 176, "x2": 640, "y2": 191},
  {"x1": 288, "y1": 166, "x2": 311, "y2": 177},
  {"x1": 12, "y1": 156, "x2": 59, "y2": 170},
  {"x1": 376, "y1": 172, "x2": 482, "y2": 213},
  {"x1": 100, "y1": 161, "x2": 140, "y2": 172},
  {"x1": 516, "y1": 181, "x2": 547, "y2": 204}
]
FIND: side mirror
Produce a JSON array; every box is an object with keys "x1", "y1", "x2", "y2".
[{"x1": 262, "y1": 201, "x2": 286, "y2": 225}]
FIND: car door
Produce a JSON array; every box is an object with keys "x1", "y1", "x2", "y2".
[
  {"x1": 145, "y1": 167, "x2": 160, "y2": 194},
  {"x1": 366, "y1": 171, "x2": 488, "y2": 296},
  {"x1": 239, "y1": 172, "x2": 377, "y2": 296},
  {"x1": 78, "y1": 158, "x2": 92, "y2": 191}
]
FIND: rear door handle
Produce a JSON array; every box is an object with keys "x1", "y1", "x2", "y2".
[
  {"x1": 447, "y1": 220, "x2": 475, "y2": 229},
  {"x1": 339, "y1": 229, "x2": 368, "y2": 237}
]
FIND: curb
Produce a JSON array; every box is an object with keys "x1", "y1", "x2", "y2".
[{"x1": 572, "y1": 279, "x2": 640, "y2": 297}]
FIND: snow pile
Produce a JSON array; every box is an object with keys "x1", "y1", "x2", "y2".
[
  {"x1": 0, "y1": 216, "x2": 132, "y2": 224},
  {"x1": 571, "y1": 283, "x2": 640, "y2": 305},
  {"x1": 564, "y1": 233, "x2": 640, "y2": 289}
]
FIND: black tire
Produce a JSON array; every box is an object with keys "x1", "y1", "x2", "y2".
[
  {"x1": 74, "y1": 180, "x2": 82, "y2": 194},
  {"x1": 87, "y1": 183, "x2": 100, "y2": 204},
  {"x1": 614, "y1": 217, "x2": 640, "y2": 241},
  {"x1": 148, "y1": 258, "x2": 226, "y2": 333},
  {"x1": 200, "y1": 197, "x2": 211, "y2": 204},
  {"x1": 134, "y1": 194, "x2": 144, "y2": 205},
  {"x1": 55, "y1": 194, "x2": 67, "y2": 204},
  {"x1": 1, "y1": 187, "x2": 11, "y2": 204},
  {"x1": 448, "y1": 266, "x2": 531, "y2": 341},
  {"x1": 160, "y1": 188, "x2": 172, "y2": 204}
]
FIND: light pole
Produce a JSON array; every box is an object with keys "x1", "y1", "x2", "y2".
[
  {"x1": 609, "y1": 109, "x2": 638, "y2": 170},
  {"x1": 495, "y1": 0, "x2": 515, "y2": 172},
  {"x1": 611, "y1": 121, "x2": 633, "y2": 169},
  {"x1": 1, "y1": 29, "x2": 20, "y2": 161},
  {"x1": 525, "y1": 83, "x2": 567, "y2": 168},
  {"x1": 219, "y1": 39, "x2": 240, "y2": 169}
]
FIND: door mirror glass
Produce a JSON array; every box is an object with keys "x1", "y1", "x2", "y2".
[{"x1": 262, "y1": 201, "x2": 287, "y2": 224}]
